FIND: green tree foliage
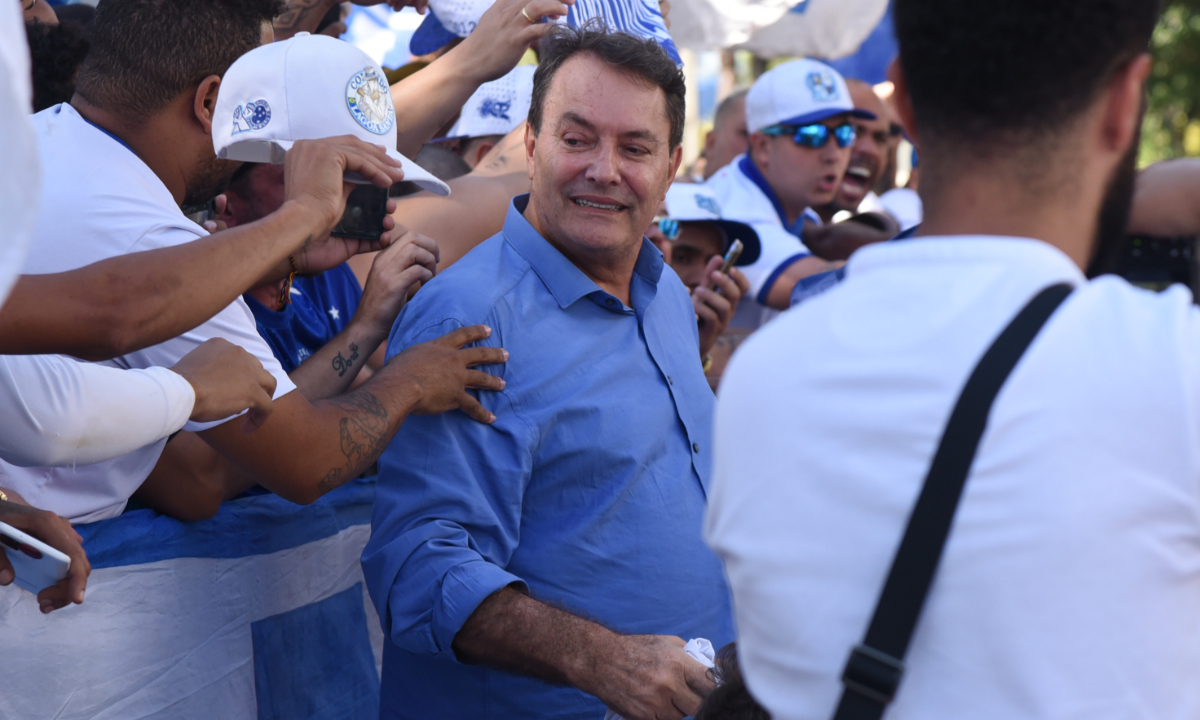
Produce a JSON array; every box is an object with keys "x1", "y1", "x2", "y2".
[{"x1": 1143, "y1": 0, "x2": 1200, "y2": 164}]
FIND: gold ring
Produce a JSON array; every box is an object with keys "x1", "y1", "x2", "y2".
[{"x1": 520, "y1": 7, "x2": 535, "y2": 23}]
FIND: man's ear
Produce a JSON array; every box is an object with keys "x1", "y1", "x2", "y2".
[
  {"x1": 887, "y1": 58, "x2": 918, "y2": 148},
  {"x1": 472, "y1": 140, "x2": 497, "y2": 168},
  {"x1": 748, "y1": 131, "x2": 771, "y2": 170},
  {"x1": 193, "y1": 74, "x2": 222, "y2": 135},
  {"x1": 668, "y1": 144, "x2": 683, "y2": 184},
  {"x1": 218, "y1": 190, "x2": 241, "y2": 228},
  {"x1": 1099, "y1": 53, "x2": 1152, "y2": 156},
  {"x1": 524, "y1": 122, "x2": 537, "y2": 180}
]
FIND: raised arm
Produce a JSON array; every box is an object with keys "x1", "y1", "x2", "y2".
[
  {"x1": 0, "y1": 137, "x2": 407, "y2": 361},
  {"x1": 273, "y1": 0, "x2": 428, "y2": 41},
  {"x1": 1128, "y1": 159, "x2": 1200, "y2": 237},
  {"x1": 388, "y1": 0, "x2": 569, "y2": 156}
]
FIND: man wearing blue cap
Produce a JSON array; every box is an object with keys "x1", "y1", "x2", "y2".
[{"x1": 707, "y1": 58, "x2": 876, "y2": 327}]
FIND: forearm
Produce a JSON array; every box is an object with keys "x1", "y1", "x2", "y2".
[
  {"x1": 764, "y1": 255, "x2": 844, "y2": 310},
  {"x1": 200, "y1": 368, "x2": 421, "y2": 504},
  {"x1": 133, "y1": 432, "x2": 256, "y2": 522},
  {"x1": 390, "y1": 47, "x2": 491, "y2": 156},
  {"x1": 453, "y1": 586, "x2": 617, "y2": 689},
  {"x1": 0, "y1": 201, "x2": 324, "y2": 359},
  {"x1": 289, "y1": 317, "x2": 390, "y2": 401},
  {"x1": 273, "y1": 0, "x2": 336, "y2": 39}
]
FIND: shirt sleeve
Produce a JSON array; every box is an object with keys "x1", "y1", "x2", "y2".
[
  {"x1": 0, "y1": 354, "x2": 194, "y2": 467},
  {"x1": 738, "y1": 223, "x2": 810, "y2": 302},
  {"x1": 361, "y1": 316, "x2": 535, "y2": 661}
]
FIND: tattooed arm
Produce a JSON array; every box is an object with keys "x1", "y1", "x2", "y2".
[{"x1": 194, "y1": 325, "x2": 506, "y2": 505}]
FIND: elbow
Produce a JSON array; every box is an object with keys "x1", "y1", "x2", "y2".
[
  {"x1": 75, "y1": 323, "x2": 143, "y2": 362},
  {"x1": 168, "y1": 494, "x2": 224, "y2": 523}
]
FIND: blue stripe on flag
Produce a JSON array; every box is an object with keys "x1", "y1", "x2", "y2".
[{"x1": 78, "y1": 478, "x2": 376, "y2": 569}]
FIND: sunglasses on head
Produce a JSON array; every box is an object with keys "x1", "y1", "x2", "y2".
[
  {"x1": 763, "y1": 122, "x2": 857, "y2": 149},
  {"x1": 652, "y1": 216, "x2": 681, "y2": 241}
]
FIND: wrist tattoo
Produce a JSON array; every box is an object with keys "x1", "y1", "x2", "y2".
[
  {"x1": 318, "y1": 391, "x2": 390, "y2": 493},
  {"x1": 332, "y1": 343, "x2": 361, "y2": 377}
]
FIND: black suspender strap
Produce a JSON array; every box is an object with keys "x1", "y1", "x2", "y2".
[{"x1": 832, "y1": 282, "x2": 1073, "y2": 720}]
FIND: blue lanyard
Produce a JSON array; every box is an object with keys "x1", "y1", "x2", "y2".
[{"x1": 80, "y1": 114, "x2": 136, "y2": 155}]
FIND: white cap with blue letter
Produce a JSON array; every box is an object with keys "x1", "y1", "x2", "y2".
[
  {"x1": 444, "y1": 65, "x2": 536, "y2": 140},
  {"x1": 745, "y1": 57, "x2": 876, "y2": 135},
  {"x1": 213, "y1": 33, "x2": 450, "y2": 196}
]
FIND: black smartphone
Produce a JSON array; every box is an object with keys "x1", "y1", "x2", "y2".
[
  {"x1": 181, "y1": 198, "x2": 216, "y2": 227},
  {"x1": 332, "y1": 184, "x2": 389, "y2": 240}
]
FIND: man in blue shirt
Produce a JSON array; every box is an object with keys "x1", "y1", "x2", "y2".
[{"x1": 362, "y1": 25, "x2": 734, "y2": 720}]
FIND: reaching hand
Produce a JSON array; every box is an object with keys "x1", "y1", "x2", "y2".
[
  {"x1": 171, "y1": 338, "x2": 278, "y2": 433},
  {"x1": 387, "y1": 324, "x2": 508, "y2": 423},
  {"x1": 584, "y1": 635, "x2": 716, "y2": 720},
  {"x1": 693, "y1": 257, "x2": 749, "y2": 359},
  {"x1": 283, "y1": 135, "x2": 406, "y2": 236},
  {"x1": 451, "y1": 0, "x2": 574, "y2": 84},
  {"x1": 357, "y1": 231, "x2": 440, "y2": 332},
  {"x1": 291, "y1": 194, "x2": 403, "y2": 276},
  {"x1": 0, "y1": 492, "x2": 91, "y2": 614}
]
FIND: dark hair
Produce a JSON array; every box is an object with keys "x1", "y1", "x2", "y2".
[
  {"x1": 529, "y1": 20, "x2": 686, "y2": 149},
  {"x1": 26, "y1": 20, "x2": 90, "y2": 112},
  {"x1": 75, "y1": 0, "x2": 285, "y2": 120},
  {"x1": 894, "y1": 0, "x2": 1160, "y2": 151},
  {"x1": 694, "y1": 643, "x2": 771, "y2": 720}
]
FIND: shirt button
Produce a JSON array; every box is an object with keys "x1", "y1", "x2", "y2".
[
  {"x1": 606, "y1": 298, "x2": 616, "y2": 306},
  {"x1": 692, "y1": 442, "x2": 699, "y2": 453}
]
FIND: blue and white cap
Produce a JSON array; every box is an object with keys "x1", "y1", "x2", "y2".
[
  {"x1": 664, "y1": 184, "x2": 761, "y2": 267},
  {"x1": 745, "y1": 58, "x2": 875, "y2": 135},
  {"x1": 444, "y1": 65, "x2": 535, "y2": 139},
  {"x1": 213, "y1": 33, "x2": 450, "y2": 195},
  {"x1": 411, "y1": 0, "x2": 680, "y2": 64}
]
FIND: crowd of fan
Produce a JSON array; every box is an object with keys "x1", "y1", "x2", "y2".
[{"x1": 5, "y1": 0, "x2": 1200, "y2": 718}]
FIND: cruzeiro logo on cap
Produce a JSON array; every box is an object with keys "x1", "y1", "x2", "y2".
[
  {"x1": 346, "y1": 67, "x2": 395, "y2": 135},
  {"x1": 480, "y1": 97, "x2": 512, "y2": 121},
  {"x1": 232, "y1": 99, "x2": 271, "y2": 135},
  {"x1": 806, "y1": 70, "x2": 839, "y2": 103},
  {"x1": 694, "y1": 193, "x2": 721, "y2": 216}
]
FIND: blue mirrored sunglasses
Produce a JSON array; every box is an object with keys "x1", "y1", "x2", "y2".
[
  {"x1": 763, "y1": 122, "x2": 857, "y2": 149},
  {"x1": 654, "y1": 217, "x2": 681, "y2": 241}
]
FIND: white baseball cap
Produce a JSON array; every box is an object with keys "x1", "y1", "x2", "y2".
[
  {"x1": 214, "y1": 33, "x2": 450, "y2": 196},
  {"x1": 444, "y1": 65, "x2": 535, "y2": 140},
  {"x1": 663, "y1": 184, "x2": 761, "y2": 267},
  {"x1": 745, "y1": 58, "x2": 875, "y2": 135}
]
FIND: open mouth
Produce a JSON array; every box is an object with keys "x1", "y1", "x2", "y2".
[
  {"x1": 573, "y1": 197, "x2": 627, "y2": 212},
  {"x1": 840, "y1": 161, "x2": 875, "y2": 197}
]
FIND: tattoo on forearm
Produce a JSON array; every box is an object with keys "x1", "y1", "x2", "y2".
[
  {"x1": 317, "y1": 391, "x2": 390, "y2": 493},
  {"x1": 332, "y1": 343, "x2": 360, "y2": 377},
  {"x1": 274, "y1": 0, "x2": 329, "y2": 32}
]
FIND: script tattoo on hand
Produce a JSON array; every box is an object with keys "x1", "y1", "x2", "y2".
[
  {"x1": 317, "y1": 391, "x2": 390, "y2": 493},
  {"x1": 332, "y1": 343, "x2": 360, "y2": 377}
]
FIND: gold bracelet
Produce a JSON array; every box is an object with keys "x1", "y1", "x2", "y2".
[{"x1": 702, "y1": 354, "x2": 713, "y2": 373}]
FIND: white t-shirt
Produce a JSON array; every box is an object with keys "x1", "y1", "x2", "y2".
[
  {"x1": 705, "y1": 154, "x2": 812, "y2": 329},
  {"x1": 708, "y1": 236, "x2": 1200, "y2": 720},
  {"x1": 0, "y1": 3, "x2": 38, "y2": 303},
  {"x1": 0, "y1": 104, "x2": 296, "y2": 523}
]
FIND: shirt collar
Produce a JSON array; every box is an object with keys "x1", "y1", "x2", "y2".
[
  {"x1": 737, "y1": 155, "x2": 809, "y2": 237},
  {"x1": 847, "y1": 234, "x2": 1088, "y2": 286},
  {"x1": 502, "y1": 194, "x2": 665, "y2": 312}
]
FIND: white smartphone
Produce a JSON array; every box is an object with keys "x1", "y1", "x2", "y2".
[{"x1": 0, "y1": 521, "x2": 70, "y2": 595}]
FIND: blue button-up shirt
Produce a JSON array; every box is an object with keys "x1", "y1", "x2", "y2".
[{"x1": 362, "y1": 196, "x2": 734, "y2": 719}]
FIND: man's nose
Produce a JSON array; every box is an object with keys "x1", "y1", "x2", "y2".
[{"x1": 586, "y1": 143, "x2": 622, "y2": 185}]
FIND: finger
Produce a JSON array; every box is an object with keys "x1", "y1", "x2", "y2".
[
  {"x1": 382, "y1": 215, "x2": 395, "y2": 231},
  {"x1": 445, "y1": 324, "x2": 493, "y2": 348},
  {"x1": 341, "y1": 146, "x2": 405, "y2": 188},
  {"x1": 525, "y1": 0, "x2": 571, "y2": 20},
  {"x1": 462, "y1": 346, "x2": 509, "y2": 367},
  {"x1": 709, "y1": 270, "x2": 740, "y2": 299},
  {"x1": 463, "y1": 369, "x2": 506, "y2": 391},
  {"x1": 203, "y1": 220, "x2": 218, "y2": 233},
  {"x1": 729, "y1": 267, "x2": 750, "y2": 294},
  {"x1": 693, "y1": 297, "x2": 720, "y2": 327},
  {"x1": 0, "y1": 549, "x2": 13, "y2": 586},
  {"x1": 458, "y1": 393, "x2": 497, "y2": 424},
  {"x1": 694, "y1": 287, "x2": 731, "y2": 321},
  {"x1": 240, "y1": 383, "x2": 275, "y2": 434},
  {"x1": 38, "y1": 582, "x2": 73, "y2": 613},
  {"x1": 214, "y1": 193, "x2": 227, "y2": 216},
  {"x1": 386, "y1": 198, "x2": 397, "y2": 214}
]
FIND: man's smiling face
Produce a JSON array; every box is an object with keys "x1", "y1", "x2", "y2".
[{"x1": 525, "y1": 52, "x2": 680, "y2": 262}]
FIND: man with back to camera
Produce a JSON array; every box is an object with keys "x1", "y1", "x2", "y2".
[
  {"x1": 706, "y1": 1, "x2": 1187, "y2": 719},
  {"x1": 362, "y1": 24, "x2": 734, "y2": 720},
  {"x1": 2, "y1": 0, "x2": 506, "y2": 525},
  {"x1": 705, "y1": 59, "x2": 872, "y2": 328},
  {"x1": 701, "y1": 89, "x2": 748, "y2": 181}
]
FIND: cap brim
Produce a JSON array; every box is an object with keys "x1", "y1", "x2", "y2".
[
  {"x1": 410, "y1": 11, "x2": 458, "y2": 56},
  {"x1": 388, "y1": 148, "x2": 451, "y2": 196},
  {"x1": 778, "y1": 107, "x2": 878, "y2": 126},
  {"x1": 713, "y1": 220, "x2": 761, "y2": 267},
  {"x1": 219, "y1": 138, "x2": 450, "y2": 196}
]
